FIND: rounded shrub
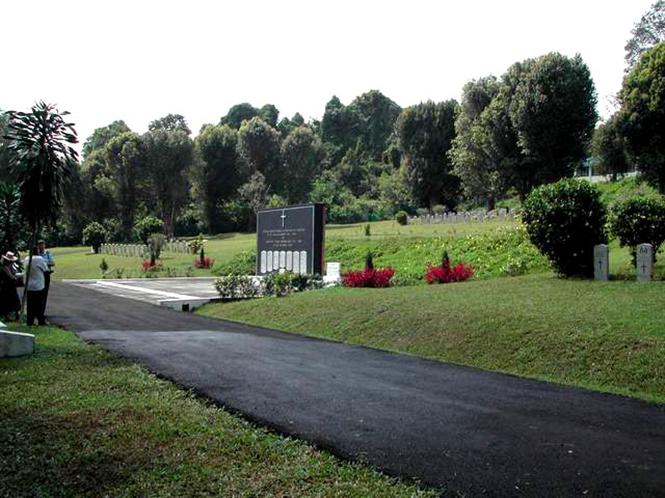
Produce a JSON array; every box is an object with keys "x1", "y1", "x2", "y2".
[
  {"x1": 134, "y1": 215, "x2": 164, "y2": 243},
  {"x1": 522, "y1": 179, "x2": 607, "y2": 277},
  {"x1": 82, "y1": 222, "x2": 107, "y2": 253},
  {"x1": 395, "y1": 210, "x2": 408, "y2": 225},
  {"x1": 610, "y1": 196, "x2": 665, "y2": 265}
]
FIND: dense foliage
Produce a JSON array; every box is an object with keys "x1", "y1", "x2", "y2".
[
  {"x1": 82, "y1": 222, "x2": 107, "y2": 253},
  {"x1": 522, "y1": 179, "x2": 607, "y2": 277},
  {"x1": 610, "y1": 196, "x2": 665, "y2": 264}
]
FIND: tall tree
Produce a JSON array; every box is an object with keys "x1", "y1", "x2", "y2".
[
  {"x1": 619, "y1": 42, "x2": 665, "y2": 192},
  {"x1": 5, "y1": 101, "x2": 78, "y2": 312},
  {"x1": 82, "y1": 120, "x2": 130, "y2": 159},
  {"x1": 237, "y1": 117, "x2": 282, "y2": 193},
  {"x1": 396, "y1": 100, "x2": 459, "y2": 208},
  {"x1": 508, "y1": 53, "x2": 597, "y2": 191},
  {"x1": 450, "y1": 76, "x2": 508, "y2": 209},
  {"x1": 193, "y1": 124, "x2": 241, "y2": 232},
  {"x1": 349, "y1": 90, "x2": 401, "y2": 161},
  {"x1": 104, "y1": 132, "x2": 145, "y2": 239},
  {"x1": 320, "y1": 96, "x2": 361, "y2": 165},
  {"x1": 148, "y1": 113, "x2": 191, "y2": 135},
  {"x1": 221, "y1": 103, "x2": 258, "y2": 129},
  {"x1": 280, "y1": 126, "x2": 325, "y2": 203},
  {"x1": 625, "y1": 1, "x2": 665, "y2": 69},
  {"x1": 592, "y1": 114, "x2": 631, "y2": 180},
  {"x1": 142, "y1": 129, "x2": 193, "y2": 235},
  {"x1": 258, "y1": 104, "x2": 279, "y2": 128}
]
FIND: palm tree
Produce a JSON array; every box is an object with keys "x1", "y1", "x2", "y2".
[{"x1": 4, "y1": 101, "x2": 78, "y2": 314}]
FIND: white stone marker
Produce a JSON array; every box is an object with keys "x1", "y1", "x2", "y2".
[
  {"x1": 260, "y1": 251, "x2": 267, "y2": 273},
  {"x1": 292, "y1": 251, "x2": 300, "y2": 273},
  {"x1": 300, "y1": 251, "x2": 307, "y2": 274},
  {"x1": 286, "y1": 251, "x2": 293, "y2": 271},
  {"x1": 279, "y1": 251, "x2": 286, "y2": 269},
  {"x1": 593, "y1": 244, "x2": 609, "y2": 281},
  {"x1": 266, "y1": 251, "x2": 273, "y2": 272},
  {"x1": 636, "y1": 243, "x2": 653, "y2": 282},
  {"x1": 326, "y1": 262, "x2": 341, "y2": 281}
]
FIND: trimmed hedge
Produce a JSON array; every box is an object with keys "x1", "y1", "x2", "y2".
[
  {"x1": 610, "y1": 196, "x2": 665, "y2": 265},
  {"x1": 522, "y1": 179, "x2": 607, "y2": 277}
]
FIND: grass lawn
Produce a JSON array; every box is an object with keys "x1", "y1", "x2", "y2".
[
  {"x1": 0, "y1": 326, "x2": 436, "y2": 497},
  {"x1": 199, "y1": 274, "x2": 665, "y2": 404}
]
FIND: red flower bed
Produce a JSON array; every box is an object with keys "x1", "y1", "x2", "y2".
[
  {"x1": 141, "y1": 259, "x2": 162, "y2": 272},
  {"x1": 425, "y1": 261, "x2": 474, "y2": 284},
  {"x1": 194, "y1": 257, "x2": 215, "y2": 269},
  {"x1": 342, "y1": 268, "x2": 395, "y2": 288}
]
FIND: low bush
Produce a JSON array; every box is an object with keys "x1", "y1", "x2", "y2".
[
  {"x1": 215, "y1": 275, "x2": 259, "y2": 299},
  {"x1": 522, "y1": 179, "x2": 607, "y2": 277},
  {"x1": 610, "y1": 196, "x2": 665, "y2": 265},
  {"x1": 262, "y1": 272, "x2": 324, "y2": 297},
  {"x1": 395, "y1": 210, "x2": 408, "y2": 225},
  {"x1": 342, "y1": 268, "x2": 395, "y2": 288},
  {"x1": 425, "y1": 251, "x2": 474, "y2": 284}
]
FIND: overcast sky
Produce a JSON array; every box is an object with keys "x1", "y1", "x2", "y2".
[{"x1": 2, "y1": 0, "x2": 653, "y2": 150}]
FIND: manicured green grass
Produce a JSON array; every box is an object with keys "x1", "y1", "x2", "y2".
[
  {"x1": 51, "y1": 232, "x2": 256, "y2": 280},
  {"x1": 0, "y1": 326, "x2": 436, "y2": 497},
  {"x1": 199, "y1": 274, "x2": 665, "y2": 404}
]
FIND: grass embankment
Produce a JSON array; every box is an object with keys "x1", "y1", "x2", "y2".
[
  {"x1": 0, "y1": 326, "x2": 436, "y2": 497},
  {"x1": 199, "y1": 274, "x2": 665, "y2": 404}
]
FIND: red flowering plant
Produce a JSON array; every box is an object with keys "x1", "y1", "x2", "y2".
[
  {"x1": 342, "y1": 252, "x2": 395, "y2": 288},
  {"x1": 193, "y1": 247, "x2": 215, "y2": 269},
  {"x1": 194, "y1": 256, "x2": 215, "y2": 269},
  {"x1": 425, "y1": 250, "x2": 474, "y2": 284},
  {"x1": 141, "y1": 259, "x2": 162, "y2": 272}
]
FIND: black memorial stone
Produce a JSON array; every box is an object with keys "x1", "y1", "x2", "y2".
[{"x1": 256, "y1": 203, "x2": 325, "y2": 275}]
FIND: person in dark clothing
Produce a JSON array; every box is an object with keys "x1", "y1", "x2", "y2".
[{"x1": 0, "y1": 251, "x2": 21, "y2": 321}]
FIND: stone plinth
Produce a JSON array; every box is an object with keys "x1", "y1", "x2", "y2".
[{"x1": 0, "y1": 330, "x2": 35, "y2": 358}]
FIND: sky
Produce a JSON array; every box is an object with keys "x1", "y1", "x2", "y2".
[{"x1": 1, "y1": 0, "x2": 653, "y2": 152}]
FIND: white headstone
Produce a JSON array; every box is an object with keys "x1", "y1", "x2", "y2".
[
  {"x1": 286, "y1": 251, "x2": 293, "y2": 271},
  {"x1": 326, "y1": 262, "x2": 341, "y2": 280},
  {"x1": 279, "y1": 250, "x2": 286, "y2": 269},
  {"x1": 292, "y1": 251, "x2": 300, "y2": 273},
  {"x1": 593, "y1": 244, "x2": 609, "y2": 281},
  {"x1": 636, "y1": 243, "x2": 653, "y2": 282},
  {"x1": 260, "y1": 251, "x2": 267, "y2": 273},
  {"x1": 266, "y1": 251, "x2": 273, "y2": 272},
  {"x1": 273, "y1": 251, "x2": 279, "y2": 270},
  {"x1": 299, "y1": 251, "x2": 307, "y2": 274}
]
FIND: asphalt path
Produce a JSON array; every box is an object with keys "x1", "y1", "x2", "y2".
[{"x1": 48, "y1": 282, "x2": 665, "y2": 497}]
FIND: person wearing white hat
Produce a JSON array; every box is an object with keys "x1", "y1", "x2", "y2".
[{"x1": 0, "y1": 251, "x2": 21, "y2": 321}]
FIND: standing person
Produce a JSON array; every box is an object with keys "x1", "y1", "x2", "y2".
[
  {"x1": 0, "y1": 252, "x2": 21, "y2": 322},
  {"x1": 22, "y1": 247, "x2": 49, "y2": 326},
  {"x1": 38, "y1": 240, "x2": 55, "y2": 314}
]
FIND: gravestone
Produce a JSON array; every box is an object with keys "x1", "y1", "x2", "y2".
[
  {"x1": 256, "y1": 203, "x2": 325, "y2": 275},
  {"x1": 326, "y1": 262, "x2": 341, "y2": 281},
  {"x1": 593, "y1": 244, "x2": 609, "y2": 281},
  {"x1": 636, "y1": 243, "x2": 653, "y2": 282}
]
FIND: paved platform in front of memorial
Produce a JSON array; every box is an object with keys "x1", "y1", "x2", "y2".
[
  {"x1": 47, "y1": 281, "x2": 665, "y2": 497},
  {"x1": 64, "y1": 277, "x2": 219, "y2": 311}
]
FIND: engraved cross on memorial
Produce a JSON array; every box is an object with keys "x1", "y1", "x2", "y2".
[{"x1": 256, "y1": 204, "x2": 325, "y2": 275}]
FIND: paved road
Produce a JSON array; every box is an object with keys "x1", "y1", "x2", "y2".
[{"x1": 48, "y1": 282, "x2": 665, "y2": 497}]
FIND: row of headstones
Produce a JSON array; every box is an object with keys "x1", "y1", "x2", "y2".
[
  {"x1": 99, "y1": 241, "x2": 192, "y2": 257},
  {"x1": 164, "y1": 240, "x2": 191, "y2": 254},
  {"x1": 409, "y1": 208, "x2": 516, "y2": 224},
  {"x1": 100, "y1": 243, "x2": 149, "y2": 257},
  {"x1": 594, "y1": 243, "x2": 655, "y2": 282}
]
